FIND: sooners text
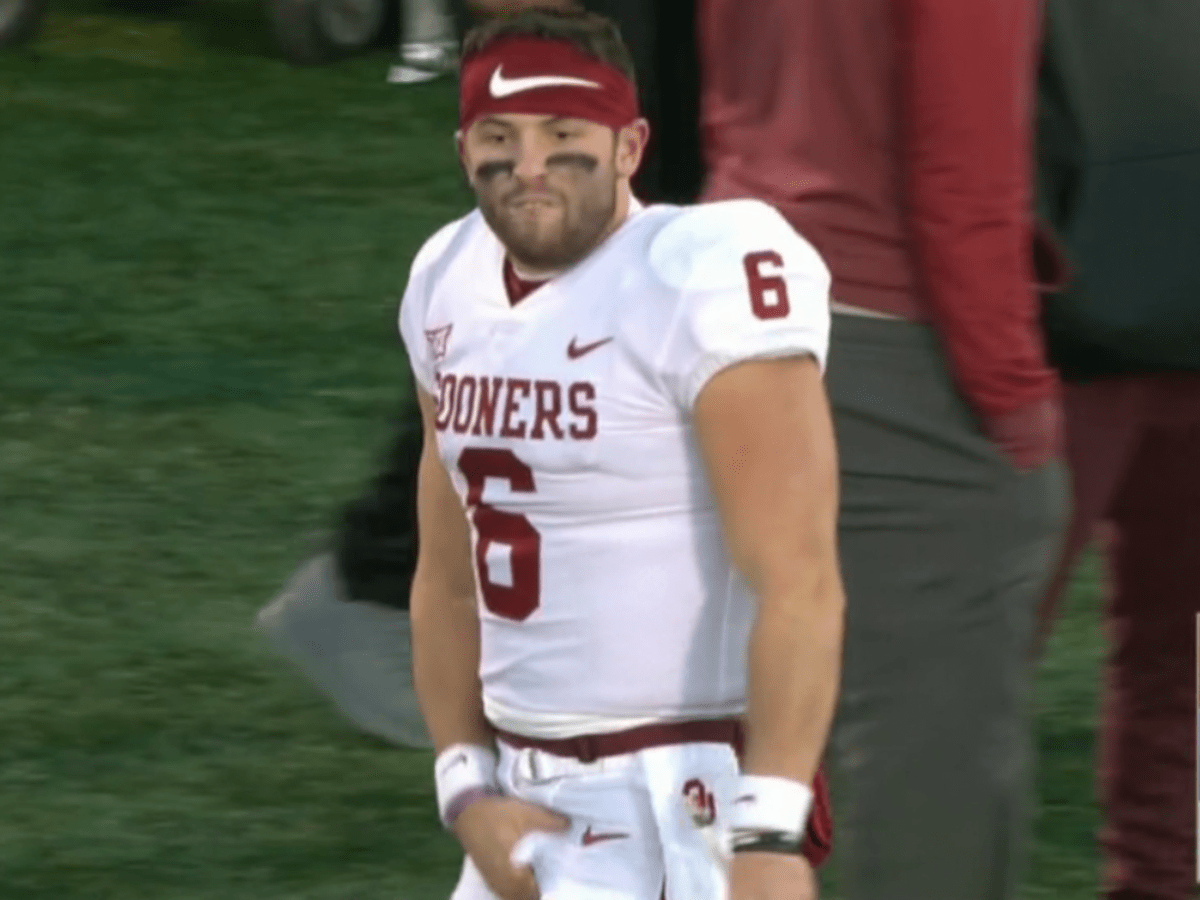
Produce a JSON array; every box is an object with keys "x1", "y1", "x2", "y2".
[{"x1": 434, "y1": 373, "x2": 597, "y2": 441}]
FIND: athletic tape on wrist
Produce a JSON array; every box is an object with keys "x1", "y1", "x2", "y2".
[
  {"x1": 730, "y1": 831, "x2": 806, "y2": 855},
  {"x1": 434, "y1": 743, "x2": 500, "y2": 829},
  {"x1": 727, "y1": 775, "x2": 813, "y2": 839}
]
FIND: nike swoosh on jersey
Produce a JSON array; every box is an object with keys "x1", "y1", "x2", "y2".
[
  {"x1": 489, "y1": 65, "x2": 602, "y2": 98},
  {"x1": 567, "y1": 336, "x2": 614, "y2": 359},
  {"x1": 581, "y1": 826, "x2": 630, "y2": 847}
]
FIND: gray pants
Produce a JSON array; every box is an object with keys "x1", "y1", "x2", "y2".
[{"x1": 825, "y1": 315, "x2": 1067, "y2": 900}]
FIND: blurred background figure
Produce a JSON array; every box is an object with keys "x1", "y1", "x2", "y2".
[
  {"x1": 1033, "y1": 2, "x2": 1200, "y2": 898},
  {"x1": 257, "y1": 403, "x2": 431, "y2": 749},
  {"x1": 388, "y1": 0, "x2": 458, "y2": 83},
  {"x1": 697, "y1": 0, "x2": 1067, "y2": 898},
  {"x1": 0, "y1": 0, "x2": 46, "y2": 49},
  {"x1": 257, "y1": 0, "x2": 702, "y2": 751}
]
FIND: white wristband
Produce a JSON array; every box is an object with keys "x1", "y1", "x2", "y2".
[
  {"x1": 727, "y1": 775, "x2": 813, "y2": 838},
  {"x1": 434, "y1": 743, "x2": 500, "y2": 829}
]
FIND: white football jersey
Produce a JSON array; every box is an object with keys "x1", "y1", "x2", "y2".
[{"x1": 399, "y1": 198, "x2": 831, "y2": 739}]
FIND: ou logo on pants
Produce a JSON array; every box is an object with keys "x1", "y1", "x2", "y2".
[{"x1": 683, "y1": 778, "x2": 716, "y2": 827}]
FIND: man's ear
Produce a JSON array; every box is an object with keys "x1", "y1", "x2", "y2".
[
  {"x1": 455, "y1": 130, "x2": 471, "y2": 185},
  {"x1": 453, "y1": 132, "x2": 477, "y2": 192},
  {"x1": 616, "y1": 118, "x2": 651, "y2": 180}
]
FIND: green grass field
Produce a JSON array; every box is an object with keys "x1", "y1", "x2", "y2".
[{"x1": 1, "y1": 4, "x2": 1103, "y2": 897}]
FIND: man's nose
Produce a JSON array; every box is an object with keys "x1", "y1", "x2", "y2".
[{"x1": 512, "y1": 133, "x2": 551, "y2": 181}]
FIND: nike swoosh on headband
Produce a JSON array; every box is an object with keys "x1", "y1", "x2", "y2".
[{"x1": 489, "y1": 64, "x2": 603, "y2": 98}]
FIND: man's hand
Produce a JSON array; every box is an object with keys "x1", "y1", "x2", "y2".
[
  {"x1": 728, "y1": 851, "x2": 818, "y2": 900},
  {"x1": 980, "y1": 394, "x2": 1064, "y2": 472},
  {"x1": 452, "y1": 795, "x2": 570, "y2": 900}
]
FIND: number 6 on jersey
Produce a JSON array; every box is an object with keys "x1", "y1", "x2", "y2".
[
  {"x1": 458, "y1": 447, "x2": 541, "y2": 621},
  {"x1": 744, "y1": 250, "x2": 791, "y2": 320}
]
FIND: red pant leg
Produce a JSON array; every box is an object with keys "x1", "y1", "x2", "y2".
[
  {"x1": 801, "y1": 765, "x2": 833, "y2": 868},
  {"x1": 1101, "y1": 397, "x2": 1200, "y2": 900},
  {"x1": 1035, "y1": 380, "x2": 1146, "y2": 656}
]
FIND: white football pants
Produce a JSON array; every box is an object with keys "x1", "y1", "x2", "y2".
[
  {"x1": 450, "y1": 739, "x2": 741, "y2": 900},
  {"x1": 402, "y1": 0, "x2": 451, "y2": 44}
]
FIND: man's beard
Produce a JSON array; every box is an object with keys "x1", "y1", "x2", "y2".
[{"x1": 476, "y1": 163, "x2": 618, "y2": 272}]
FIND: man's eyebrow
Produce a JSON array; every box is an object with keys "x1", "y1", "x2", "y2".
[{"x1": 475, "y1": 116, "x2": 516, "y2": 131}]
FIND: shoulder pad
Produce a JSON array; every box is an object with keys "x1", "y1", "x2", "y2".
[
  {"x1": 409, "y1": 212, "x2": 476, "y2": 280},
  {"x1": 648, "y1": 199, "x2": 825, "y2": 291}
]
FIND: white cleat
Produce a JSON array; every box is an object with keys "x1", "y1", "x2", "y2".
[{"x1": 386, "y1": 39, "x2": 457, "y2": 84}]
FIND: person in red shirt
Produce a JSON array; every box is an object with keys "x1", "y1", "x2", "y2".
[
  {"x1": 1034, "y1": 2, "x2": 1200, "y2": 897},
  {"x1": 698, "y1": 1, "x2": 1068, "y2": 898}
]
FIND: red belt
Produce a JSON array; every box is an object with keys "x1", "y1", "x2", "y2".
[
  {"x1": 494, "y1": 718, "x2": 743, "y2": 763},
  {"x1": 495, "y1": 717, "x2": 834, "y2": 869}
]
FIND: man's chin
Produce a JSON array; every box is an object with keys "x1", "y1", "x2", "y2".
[
  {"x1": 508, "y1": 242, "x2": 580, "y2": 272},
  {"x1": 504, "y1": 228, "x2": 578, "y2": 270}
]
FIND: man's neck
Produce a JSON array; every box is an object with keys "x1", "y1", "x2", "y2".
[
  {"x1": 508, "y1": 259, "x2": 562, "y2": 282},
  {"x1": 508, "y1": 185, "x2": 637, "y2": 281}
]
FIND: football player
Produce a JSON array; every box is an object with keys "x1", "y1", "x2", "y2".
[
  {"x1": 404, "y1": 9, "x2": 841, "y2": 900},
  {"x1": 255, "y1": 0, "x2": 703, "y2": 759}
]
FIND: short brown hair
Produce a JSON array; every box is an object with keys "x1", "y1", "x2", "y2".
[{"x1": 461, "y1": 8, "x2": 638, "y2": 88}]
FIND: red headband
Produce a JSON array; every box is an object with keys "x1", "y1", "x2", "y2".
[{"x1": 459, "y1": 35, "x2": 640, "y2": 133}]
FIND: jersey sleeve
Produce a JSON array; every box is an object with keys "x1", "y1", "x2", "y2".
[
  {"x1": 650, "y1": 199, "x2": 832, "y2": 410},
  {"x1": 397, "y1": 218, "x2": 468, "y2": 397}
]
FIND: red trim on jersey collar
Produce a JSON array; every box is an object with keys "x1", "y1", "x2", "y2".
[
  {"x1": 502, "y1": 257, "x2": 549, "y2": 306},
  {"x1": 497, "y1": 198, "x2": 643, "y2": 305},
  {"x1": 459, "y1": 36, "x2": 639, "y2": 133}
]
